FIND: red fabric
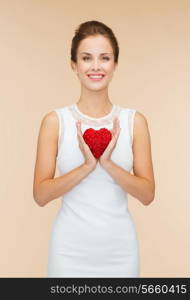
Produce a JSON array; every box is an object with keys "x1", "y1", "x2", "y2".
[{"x1": 83, "y1": 128, "x2": 112, "y2": 159}]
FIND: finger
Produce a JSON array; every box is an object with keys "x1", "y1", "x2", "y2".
[
  {"x1": 115, "y1": 118, "x2": 120, "y2": 128},
  {"x1": 112, "y1": 127, "x2": 120, "y2": 142},
  {"x1": 111, "y1": 119, "x2": 117, "y2": 135},
  {"x1": 113, "y1": 117, "x2": 119, "y2": 134},
  {"x1": 116, "y1": 119, "x2": 120, "y2": 130},
  {"x1": 76, "y1": 121, "x2": 80, "y2": 134},
  {"x1": 76, "y1": 121, "x2": 82, "y2": 136},
  {"x1": 77, "y1": 121, "x2": 87, "y2": 146},
  {"x1": 77, "y1": 120, "x2": 84, "y2": 137},
  {"x1": 113, "y1": 117, "x2": 117, "y2": 128},
  {"x1": 76, "y1": 123, "x2": 82, "y2": 144},
  {"x1": 116, "y1": 127, "x2": 121, "y2": 139},
  {"x1": 76, "y1": 120, "x2": 80, "y2": 131}
]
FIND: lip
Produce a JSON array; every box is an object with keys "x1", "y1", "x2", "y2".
[{"x1": 87, "y1": 74, "x2": 105, "y2": 81}]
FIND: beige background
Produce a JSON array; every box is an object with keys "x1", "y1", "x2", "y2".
[{"x1": 1, "y1": 0, "x2": 190, "y2": 277}]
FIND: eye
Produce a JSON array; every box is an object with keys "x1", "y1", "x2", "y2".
[
  {"x1": 83, "y1": 56, "x2": 90, "y2": 61},
  {"x1": 82, "y1": 56, "x2": 110, "y2": 61}
]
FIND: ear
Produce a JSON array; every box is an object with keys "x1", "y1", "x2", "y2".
[{"x1": 70, "y1": 60, "x2": 76, "y2": 72}]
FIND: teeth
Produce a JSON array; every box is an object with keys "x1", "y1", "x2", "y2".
[{"x1": 89, "y1": 75, "x2": 103, "y2": 78}]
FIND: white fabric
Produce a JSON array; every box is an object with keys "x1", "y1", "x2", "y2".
[{"x1": 47, "y1": 104, "x2": 140, "y2": 277}]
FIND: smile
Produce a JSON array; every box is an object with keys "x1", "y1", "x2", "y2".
[{"x1": 87, "y1": 75, "x2": 105, "y2": 81}]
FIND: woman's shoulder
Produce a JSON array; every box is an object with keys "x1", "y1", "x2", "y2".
[
  {"x1": 120, "y1": 105, "x2": 147, "y2": 121},
  {"x1": 44, "y1": 105, "x2": 70, "y2": 120},
  {"x1": 38, "y1": 111, "x2": 59, "y2": 138},
  {"x1": 119, "y1": 106, "x2": 149, "y2": 135}
]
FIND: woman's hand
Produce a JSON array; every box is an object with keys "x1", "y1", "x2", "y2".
[
  {"x1": 99, "y1": 117, "x2": 121, "y2": 167},
  {"x1": 76, "y1": 120, "x2": 98, "y2": 170}
]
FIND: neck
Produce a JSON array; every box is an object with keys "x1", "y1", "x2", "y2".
[{"x1": 77, "y1": 87, "x2": 113, "y2": 115}]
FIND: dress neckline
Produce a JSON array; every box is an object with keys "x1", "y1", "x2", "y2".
[
  {"x1": 68, "y1": 103, "x2": 122, "y2": 127},
  {"x1": 73, "y1": 103, "x2": 116, "y2": 120}
]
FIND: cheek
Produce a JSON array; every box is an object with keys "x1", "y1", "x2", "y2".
[
  {"x1": 103, "y1": 63, "x2": 115, "y2": 73},
  {"x1": 79, "y1": 60, "x2": 91, "y2": 69},
  {"x1": 105, "y1": 68, "x2": 115, "y2": 78},
  {"x1": 78, "y1": 65, "x2": 86, "y2": 72},
  {"x1": 78, "y1": 66, "x2": 89, "y2": 77}
]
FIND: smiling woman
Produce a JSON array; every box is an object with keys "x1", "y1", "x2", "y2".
[
  {"x1": 69, "y1": 22, "x2": 118, "y2": 99},
  {"x1": 33, "y1": 20, "x2": 155, "y2": 278}
]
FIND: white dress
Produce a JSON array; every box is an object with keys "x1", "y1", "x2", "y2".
[{"x1": 47, "y1": 103, "x2": 140, "y2": 277}]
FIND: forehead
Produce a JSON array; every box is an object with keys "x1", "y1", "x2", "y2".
[{"x1": 78, "y1": 35, "x2": 113, "y2": 54}]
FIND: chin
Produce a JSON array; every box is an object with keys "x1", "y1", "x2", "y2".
[{"x1": 87, "y1": 84, "x2": 108, "y2": 91}]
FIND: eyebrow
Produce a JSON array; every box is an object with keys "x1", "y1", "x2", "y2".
[{"x1": 80, "y1": 52, "x2": 112, "y2": 55}]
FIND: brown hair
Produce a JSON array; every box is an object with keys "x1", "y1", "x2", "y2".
[{"x1": 71, "y1": 20, "x2": 119, "y2": 64}]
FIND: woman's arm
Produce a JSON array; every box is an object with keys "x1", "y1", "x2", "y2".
[
  {"x1": 101, "y1": 112, "x2": 155, "y2": 206},
  {"x1": 33, "y1": 111, "x2": 94, "y2": 207},
  {"x1": 34, "y1": 164, "x2": 93, "y2": 207}
]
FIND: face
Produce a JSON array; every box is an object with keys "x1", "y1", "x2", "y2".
[{"x1": 71, "y1": 35, "x2": 117, "y2": 91}]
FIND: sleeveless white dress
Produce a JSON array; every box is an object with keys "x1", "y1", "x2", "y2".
[{"x1": 47, "y1": 103, "x2": 140, "y2": 277}]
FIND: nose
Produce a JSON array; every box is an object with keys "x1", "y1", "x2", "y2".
[{"x1": 91, "y1": 58, "x2": 101, "y2": 71}]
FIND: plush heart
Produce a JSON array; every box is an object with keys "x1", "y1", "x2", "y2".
[{"x1": 83, "y1": 128, "x2": 112, "y2": 159}]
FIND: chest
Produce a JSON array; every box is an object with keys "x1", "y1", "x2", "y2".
[{"x1": 56, "y1": 115, "x2": 133, "y2": 175}]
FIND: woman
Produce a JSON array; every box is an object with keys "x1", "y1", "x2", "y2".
[{"x1": 33, "y1": 20, "x2": 155, "y2": 277}]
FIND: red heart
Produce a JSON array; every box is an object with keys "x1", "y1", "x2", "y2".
[{"x1": 83, "y1": 128, "x2": 112, "y2": 159}]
